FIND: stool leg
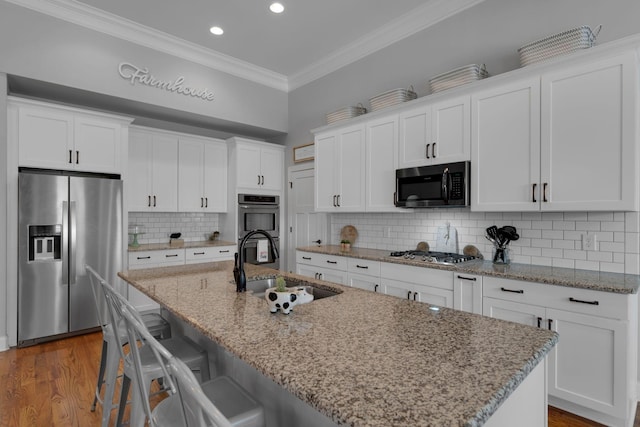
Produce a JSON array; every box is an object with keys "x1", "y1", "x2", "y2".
[
  {"x1": 101, "y1": 340, "x2": 122, "y2": 427},
  {"x1": 116, "y1": 374, "x2": 131, "y2": 427},
  {"x1": 92, "y1": 339, "x2": 108, "y2": 412}
]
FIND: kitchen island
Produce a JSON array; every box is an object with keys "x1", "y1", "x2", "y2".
[{"x1": 119, "y1": 261, "x2": 557, "y2": 427}]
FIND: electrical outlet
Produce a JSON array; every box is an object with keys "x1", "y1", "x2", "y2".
[{"x1": 582, "y1": 233, "x2": 598, "y2": 251}]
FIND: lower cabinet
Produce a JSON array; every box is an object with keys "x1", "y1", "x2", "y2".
[
  {"x1": 128, "y1": 246, "x2": 235, "y2": 311},
  {"x1": 347, "y1": 258, "x2": 381, "y2": 292},
  {"x1": 295, "y1": 251, "x2": 347, "y2": 284},
  {"x1": 483, "y1": 277, "x2": 637, "y2": 427},
  {"x1": 453, "y1": 273, "x2": 483, "y2": 314},
  {"x1": 380, "y1": 262, "x2": 454, "y2": 308}
]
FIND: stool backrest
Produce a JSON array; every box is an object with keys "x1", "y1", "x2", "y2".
[
  {"x1": 85, "y1": 264, "x2": 110, "y2": 329},
  {"x1": 165, "y1": 357, "x2": 234, "y2": 427}
]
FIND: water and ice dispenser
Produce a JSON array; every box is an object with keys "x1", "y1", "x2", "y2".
[{"x1": 28, "y1": 225, "x2": 62, "y2": 261}]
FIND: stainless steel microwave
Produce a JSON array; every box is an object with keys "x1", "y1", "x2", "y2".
[{"x1": 395, "y1": 161, "x2": 470, "y2": 208}]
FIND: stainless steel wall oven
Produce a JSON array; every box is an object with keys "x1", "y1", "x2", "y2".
[{"x1": 237, "y1": 194, "x2": 280, "y2": 269}]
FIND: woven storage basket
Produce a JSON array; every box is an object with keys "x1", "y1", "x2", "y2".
[{"x1": 518, "y1": 25, "x2": 601, "y2": 67}]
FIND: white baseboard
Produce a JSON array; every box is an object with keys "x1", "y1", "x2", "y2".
[{"x1": 0, "y1": 335, "x2": 8, "y2": 352}]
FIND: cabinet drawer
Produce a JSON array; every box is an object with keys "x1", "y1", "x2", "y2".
[
  {"x1": 381, "y1": 262, "x2": 453, "y2": 291},
  {"x1": 128, "y1": 249, "x2": 185, "y2": 268},
  {"x1": 185, "y1": 245, "x2": 236, "y2": 263},
  {"x1": 296, "y1": 251, "x2": 347, "y2": 271},
  {"x1": 347, "y1": 258, "x2": 380, "y2": 276},
  {"x1": 484, "y1": 277, "x2": 630, "y2": 320}
]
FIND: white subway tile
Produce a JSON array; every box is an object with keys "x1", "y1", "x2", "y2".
[
  {"x1": 624, "y1": 233, "x2": 639, "y2": 254},
  {"x1": 601, "y1": 222, "x2": 625, "y2": 232},
  {"x1": 625, "y1": 253, "x2": 640, "y2": 275},
  {"x1": 552, "y1": 221, "x2": 575, "y2": 231},
  {"x1": 531, "y1": 239, "x2": 552, "y2": 248},
  {"x1": 588, "y1": 212, "x2": 614, "y2": 222},
  {"x1": 530, "y1": 256, "x2": 552, "y2": 266},
  {"x1": 625, "y1": 212, "x2": 640, "y2": 232},
  {"x1": 541, "y1": 212, "x2": 564, "y2": 220},
  {"x1": 542, "y1": 230, "x2": 564, "y2": 239},
  {"x1": 564, "y1": 250, "x2": 587, "y2": 260},
  {"x1": 600, "y1": 262, "x2": 624, "y2": 273},
  {"x1": 587, "y1": 251, "x2": 613, "y2": 263},
  {"x1": 564, "y1": 212, "x2": 588, "y2": 221},
  {"x1": 575, "y1": 222, "x2": 600, "y2": 231},
  {"x1": 521, "y1": 247, "x2": 542, "y2": 257},
  {"x1": 521, "y1": 229, "x2": 542, "y2": 239},
  {"x1": 599, "y1": 242, "x2": 624, "y2": 253},
  {"x1": 522, "y1": 212, "x2": 542, "y2": 220},
  {"x1": 553, "y1": 240, "x2": 574, "y2": 250},
  {"x1": 531, "y1": 220, "x2": 553, "y2": 230},
  {"x1": 553, "y1": 258, "x2": 575, "y2": 269}
]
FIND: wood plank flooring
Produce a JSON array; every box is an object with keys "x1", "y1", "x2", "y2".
[{"x1": 0, "y1": 332, "x2": 637, "y2": 426}]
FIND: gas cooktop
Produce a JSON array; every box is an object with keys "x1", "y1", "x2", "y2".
[{"x1": 389, "y1": 250, "x2": 478, "y2": 265}]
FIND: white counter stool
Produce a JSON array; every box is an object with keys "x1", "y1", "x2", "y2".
[
  {"x1": 121, "y1": 304, "x2": 265, "y2": 427},
  {"x1": 100, "y1": 278, "x2": 211, "y2": 427},
  {"x1": 86, "y1": 265, "x2": 172, "y2": 427}
]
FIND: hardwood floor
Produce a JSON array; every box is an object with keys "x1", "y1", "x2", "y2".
[{"x1": 0, "y1": 332, "x2": 638, "y2": 426}]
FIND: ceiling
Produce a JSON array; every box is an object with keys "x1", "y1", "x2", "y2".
[{"x1": 8, "y1": 0, "x2": 485, "y2": 91}]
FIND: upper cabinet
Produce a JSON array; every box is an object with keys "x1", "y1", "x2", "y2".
[
  {"x1": 398, "y1": 95, "x2": 470, "y2": 169},
  {"x1": 540, "y1": 53, "x2": 638, "y2": 211},
  {"x1": 178, "y1": 137, "x2": 227, "y2": 212},
  {"x1": 128, "y1": 127, "x2": 179, "y2": 212},
  {"x1": 12, "y1": 98, "x2": 131, "y2": 174},
  {"x1": 315, "y1": 123, "x2": 366, "y2": 212},
  {"x1": 472, "y1": 52, "x2": 638, "y2": 211},
  {"x1": 366, "y1": 115, "x2": 400, "y2": 211},
  {"x1": 229, "y1": 138, "x2": 284, "y2": 192},
  {"x1": 471, "y1": 78, "x2": 541, "y2": 211}
]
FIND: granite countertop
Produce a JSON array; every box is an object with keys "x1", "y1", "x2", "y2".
[
  {"x1": 128, "y1": 240, "x2": 237, "y2": 252},
  {"x1": 119, "y1": 262, "x2": 557, "y2": 427},
  {"x1": 298, "y1": 245, "x2": 640, "y2": 295}
]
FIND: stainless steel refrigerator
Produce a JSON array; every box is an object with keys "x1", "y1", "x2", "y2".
[{"x1": 18, "y1": 170, "x2": 122, "y2": 347}]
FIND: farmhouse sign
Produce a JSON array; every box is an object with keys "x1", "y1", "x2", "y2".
[{"x1": 118, "y1": 62, "x2": 215, "y2": 101}]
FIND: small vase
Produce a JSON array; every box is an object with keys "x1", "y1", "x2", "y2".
[{"x1": 341, "y1": 243, "x2": 351, "y2": 251}]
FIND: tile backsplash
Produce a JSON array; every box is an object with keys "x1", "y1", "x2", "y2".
[
  {"x1": 331, "y1": 210, "x2": 640, "y2": 274},
  {"x1": 128, "y1": 212, "x2": 220, "y2": 244}
]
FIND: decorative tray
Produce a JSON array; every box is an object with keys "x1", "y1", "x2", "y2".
[
  {"x1": 429, "y1": 64, "x2": 489, "y2": 93},
  {"x1": 369, "y1": 87, "x2": 417, "y2": 112}
]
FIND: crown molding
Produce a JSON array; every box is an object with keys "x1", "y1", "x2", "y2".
[
  {"x1": 288, "y1": 0, "x2": 486, "y2": 90},
  {"x1": 5, "y1": 0, "x2": 484, "y2": 93},
  {"x1": 4, "y1": 0, "x2": 289, "y2": 91}
]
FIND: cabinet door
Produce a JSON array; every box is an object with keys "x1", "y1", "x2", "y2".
[
  {"x1": 203, "y1": 140, "x2": 228, "y2": 212},
  {"x1": 314, "y1": 133, "x2": 338, "y2": 211},
  {"x1": 471, "y1": 78, "x2": 541, "y2": 211},
  {"x1": 259, "y1": 146, "x2": 284, "y2": 191},
  {"x1": 316, "y1": 266, "x2": 347, "y2": 285},
  {"x1": 366, "y1": 115, "x2": 399, "y2": 211},
  {"x1": 128, "y1": 131, "x2": 154, "y2": 211},
  {"x1": 546, "y1": 308, "x2": 627, "y2": 418},
  {"x1": 398, "y1": 105, "x2": 430, "y2": 168},
  {"x1": 384, "y1": 280, "x2": 416, "y2": 301},
  {"x1": 296, "y1": 264, "x2": 318, "y2": 280},
  {"x1": 337, "y1": 125, "x2": 365, "y2": 211},
  {"x1": 453, "y1": 273, "x2": 483, "y2": 314},
  {"x1": 18, "y1": 105, "x2": 73, "y2": 169},
  {"x1": 541, "y1": 53, "x2": 638, "y2": 211},
  {"x1": 417, "y1": 286, "x2": 454, "y2": 308},
  {"x1": 178, "y1": 138, "x2": 205, "y2": 212},
  {"x1": 151, "y1": 134, "x2": 179, "y2": 211},
  {"x1": 73, "y1": 116, "x2": 122, "y2": 174},
  {"x1": 431, "y1": 95, "x2": 470, "y2": 164},
  {"x1": 483, "y1": 297, "x2": 545, "y2": 327},
  {"x1": 348, "y1": 273, "x2": 380, "y2": 293},
  {"x1": 235, "y1": 143, "x2": 263, "y2": 190}
]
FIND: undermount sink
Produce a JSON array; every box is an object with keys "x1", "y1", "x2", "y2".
[{"x1": 246, "y1": 277, "x2": 341, "y2": 301}]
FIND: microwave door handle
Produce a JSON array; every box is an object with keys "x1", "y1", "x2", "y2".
[{"x1": 442, "y1": 168, "x2": 450, "y2": 203}]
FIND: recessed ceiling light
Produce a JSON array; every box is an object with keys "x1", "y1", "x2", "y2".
[
  {"x1": 209, "y1": 26, "x2": 224, "y2": 35},
  {"x1": 269, "y1": 2, "x2": 284, "y2": 13}
]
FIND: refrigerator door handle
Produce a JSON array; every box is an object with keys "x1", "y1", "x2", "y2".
[
  {"x1": 69, "y1": 201, "x2": 77, "y2": 285},
  {"x1": 62, "y1": 201, "x2": 69, "y2": 285}
]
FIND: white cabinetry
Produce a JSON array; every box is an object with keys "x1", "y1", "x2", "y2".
[
  {"x1": 128, "y1": 127, "x2": 179, "y2": 212},
  {"x1": 483, "y1": 276, "x2": 637, "y2": 427},
  {"x1": 315, "y1": 124, "x2": 365, "y2": 212},
  {"x1": 398, "y1": 95, "x2": 470, "y2": 169},
  {"x1": 453, "y1": 273, "x2": 483, "y2": 314},
  {"x1": 230, "y1": 138, "x2": 284, "y2": 192},
  {"x1": 347, "y1": 258, "x2": 381, "y2": 293},
  {"x1": 366, "y1": 115, "x2": 400, "y2": 211},
  {"x1": 184, "y1": 245, "x2": 236, "y2": 264},
  {"x1": 12, "y1": 98, "x2": 130, "y2": 174},
  {"x1": 380, "y1": 262, "x2": 454, "y2": 307},
  {"x1": 295, "y1": 251, "x2": 347, "y2": 284},
  {"x1": 178, "y1": 136, "x2": 227, "y2": 212},
  {"x1": 472, "y1": 52, "x2": 638, "y2": 212},
  {"x1": 471, "y1": 78, "x2": 541, "y2": 211},
  {"x1": 128, "y1": 249, "x2": 186, "y2": 311},
  {"x1": 540, "y1": 53, "x2": 638, "y2": 211}
]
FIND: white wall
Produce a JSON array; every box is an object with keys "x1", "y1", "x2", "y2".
[
  {"x1": 0, "y1": 74, "x2": 8, "y2": 350},
  {"x1": 0, "y1": 2, "x2": 288, "y2": 135}
]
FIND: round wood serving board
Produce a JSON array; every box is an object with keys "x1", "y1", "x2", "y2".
[{"x1": 340, "y1": 225, "x2": 358, "y2": 244}]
